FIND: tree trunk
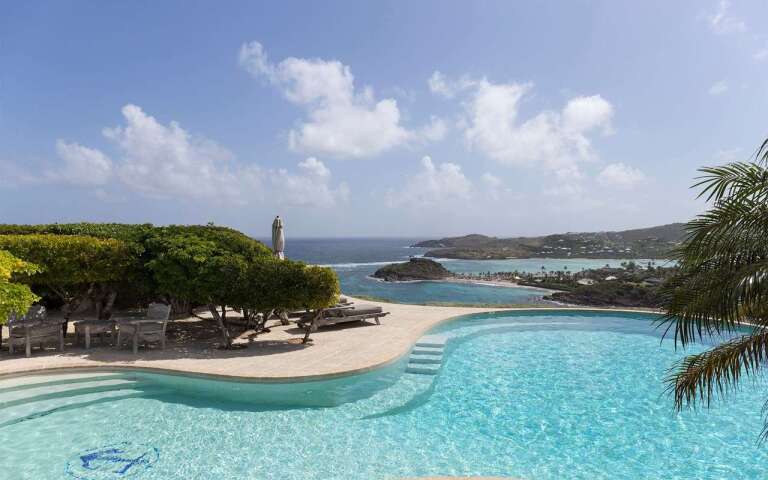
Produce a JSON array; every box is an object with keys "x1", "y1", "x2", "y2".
[
  {"x1": 208, "y1": 304, "x2": 232, "y2": 348},
  {"x1": 169, "y1": 297, "x2": 192, "y2": 317},
  {"x1": 302, "y1": 309, "x2": 323, "y2": 344},
  {"x1": 100, "y1": 291, "x2": 118, "y2": 320}
]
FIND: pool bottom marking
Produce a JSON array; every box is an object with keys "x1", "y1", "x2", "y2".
[{"x1": 66, "y1": 442, "x2": 159, "y2": 479}]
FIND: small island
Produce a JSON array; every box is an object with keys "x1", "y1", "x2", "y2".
[{"x1": 373, "y1": 258, "x2": 451, "y2": 282}]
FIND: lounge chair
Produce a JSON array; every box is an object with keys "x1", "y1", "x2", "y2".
[
  {"x1": 7, "y1": 306, "x2": 66, "y2": 358},
  {"x1": 297, "y1": 304, "x2": 388, "y2": 331},
  {"x1": 114, "y1": 303, "x2": 172, "y2": 354}
]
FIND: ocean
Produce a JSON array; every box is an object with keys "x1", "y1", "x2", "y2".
[{"x1": 263, "y1": 237, "x2": 665, "y2": 306}]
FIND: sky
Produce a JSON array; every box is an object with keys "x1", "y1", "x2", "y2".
[{"x1": 2, "y1": 0, "x2": 768, "y2": 238}]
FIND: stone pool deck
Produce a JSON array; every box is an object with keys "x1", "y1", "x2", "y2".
[{"x1": 0, "y1": 298, "x2": 659, "y2": 382}]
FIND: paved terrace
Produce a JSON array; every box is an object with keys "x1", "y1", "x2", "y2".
[
  {"x1": 0, "y1": 298, "x2": 658, "y2": 381},
  {"x1": 0, "y1": 298, "x2": 503, "y2": 380}
]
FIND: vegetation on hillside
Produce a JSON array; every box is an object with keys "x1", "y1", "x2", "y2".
[
  {"x1": 414, "y1": 223, "x2": 685, "y2": 259},
  {"x1": 660, "y1": 139, "x2": 768, "y2": 440},
  {"x1": 541, "y1": 263, "x2": 677, "y2": 308}
]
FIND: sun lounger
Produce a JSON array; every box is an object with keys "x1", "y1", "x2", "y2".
[{"x1": 298, "y1": 304, "x2": 388, "y2": 330}]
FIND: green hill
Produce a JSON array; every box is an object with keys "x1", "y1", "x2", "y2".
[{"x1": 413, "y1": 223, "x2": 685, "y2": 260}]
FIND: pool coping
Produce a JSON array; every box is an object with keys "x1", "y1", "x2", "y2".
[{"x1": 0, "y1": 300, "x2": 665, "y2": 384}]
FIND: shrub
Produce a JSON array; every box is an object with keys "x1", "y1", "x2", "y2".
[
  {"x1": 0, "y1": 250, "x2": 40, "y2": 325},
  {"x1": 0, "y1": 234, "x2": 134, "y2": 319}
]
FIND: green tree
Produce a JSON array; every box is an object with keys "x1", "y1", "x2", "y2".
[
  {"x1": 147, "y1": 229, "x2": 338, "y2": 348},
  {"x1": 661, "y1": 139, "x2": 768, "y2": 439},
  {"x1": 0, "y1": 250, "x2": 40, "y2": 325},
  {"x1": 0, "y1": 234, "x2": 133, "y2": 321}
]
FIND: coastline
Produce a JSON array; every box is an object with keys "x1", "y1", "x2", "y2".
[{"x1": 367, "y1": 274, "x2": 560, "y2": 293}]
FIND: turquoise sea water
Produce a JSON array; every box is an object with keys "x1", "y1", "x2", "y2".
[
  {"x1": 2, "y1": 312, "x2": 766, "y2": 479},
  {"x1": 278, "y1": 238, "x2": 668, "y2": 305}
]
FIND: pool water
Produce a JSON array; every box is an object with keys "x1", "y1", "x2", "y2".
[{"x1": 1, "y1": 312, "x2": 766, "y2": 479}]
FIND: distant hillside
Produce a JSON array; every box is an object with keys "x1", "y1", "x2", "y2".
[{"x1": 413, "y1": 223, "x2": 686, "y2": 260}]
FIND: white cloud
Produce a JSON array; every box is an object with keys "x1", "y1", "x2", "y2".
[
  {"x1": 596, "y1": 163, "x2": 647, "y2": 189},
  {"x1": 706, "y1": 1, "x2": 746, "y2": 35},
  {"x1": 297, "y1": 156, "x2": 330, "y2": 178},
  {"x1": 103, "y1": 104, "x2": 240, "y2": 200},
  {"x1": 27, "y1": 104, "x2": 348, "y2": 209},
  {"x1": 754, "y1": 47, "x2": 768, "y2": 62},
  {"x1": 428, "y1": 71, "x2": 453, "y2": 97},
  {"x1": 562, "y1": 95, "x2": 615, "y2": 134},
  {"x1": 386, "y1": 156, "x2": 472, "y2": 206},
  {"x1": 481, "y1": 172, "x2": 502, "y2": 189},
  {"x1": 708, "y1": 80, "x2": 728, "y2": 95},
  {"x1": 269, "y1": 157, "x2": 348, "y2": 208},
  {"x1": 461, "y1": 78, "x2": 613, "y2": 180},
  {"x1": 420, "y1": 116, "x2": 448, "y2": 142},
  {"x1": 239, "y1": 41, "x2": 439, "y2": 158},
  {"x1": 481, "y1": 172, "x2": 503, "y2": 200},
  {"x1": 428, "y1": 71, "x2": 478, "y2": 99},
  {"x1": 47, "y1": 140, "x2": 113, "y2": 186}
]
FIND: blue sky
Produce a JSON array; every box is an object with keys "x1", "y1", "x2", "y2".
[{"x1": 2, "y1": 0, "x2": 767, "y2": 237}]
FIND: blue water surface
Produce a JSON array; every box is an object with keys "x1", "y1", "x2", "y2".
[
  {"x1": 274, "y1": 237, "x2": 667, "y2": 305},
  {"x1": 1, "y1": 312, "x2": 766, "y2": 479}
]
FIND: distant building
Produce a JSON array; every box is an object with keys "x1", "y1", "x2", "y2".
[
  {"x1": 577, "y1": 278, "x2": 596, "y2": 286},
  {"x1": 604, "y1": 275, "x2": 618, "y2": 281}
]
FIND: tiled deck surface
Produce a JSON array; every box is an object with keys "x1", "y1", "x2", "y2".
[
  {"x1": 0, "y1": 298, "x2": 657, "y2": 382},
  {"x1": 0, "y1": 297, "x2": 504, "y2": 381}
]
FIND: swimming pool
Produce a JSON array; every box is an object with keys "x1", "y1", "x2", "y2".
[{"x1": 1, "y1": 311, "x2": 766, "y2": 479}]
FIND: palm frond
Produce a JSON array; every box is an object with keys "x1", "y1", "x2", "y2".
[
  {"x1": 666, "y1": 329, "x2": 768, "y2": 411},
  {"x1": 693, "y1": 162, "x2": 768, "y2": 203},
  {"x1": 660, "y1": 158, "x2": 768, "y2": 346}
]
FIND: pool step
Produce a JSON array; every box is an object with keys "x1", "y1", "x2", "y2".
[
  {"x1": 0, "y1": 373, "x2": 168, "y2": 429},
  {"x1": 0, "y1": 378, "x2": 143, "y2": 409},
  {"x1": 357, "y1": 372, "x2": 436, "y2": 419},
  {"x1": 0, "y1": 386, "x2": 169, "y2": 429},
  {"x1": 409, "y1": 353, "x2": 443, "y2": 364},
  {"x1": 405, "y1": 363, "x2": 441, "y2": 375},
  {"x1": 411, "y1": 346, "x2": 444, "y2": 356},
  {"x1": 406, "y1": 335, "x2": 447, "y2": 375},
  {"x1": 0, "y1": 373, "x2": 128, "y2": 395},
  {"x1": 414, "y1": 335, "x2": 448, "y2": 348}
]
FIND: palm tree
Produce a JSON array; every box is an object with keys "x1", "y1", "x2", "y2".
[{"x1": 661, "y1": 138, "x2": 768, "y2": 439}]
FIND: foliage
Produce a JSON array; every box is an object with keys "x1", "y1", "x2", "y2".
[
  {"x1": 0, "y1": 222, "x2": 340, "y2": 346},
  {"x1": 0, "y1": 234, "x2": 134, "y2": 318},
  {"x1": 660, "y1": 138, "x2": 768, "y2": 440},
  {"x1": 0, "y1": 250, "x2": 40, "y2": 325},
  {"x1": 238, "y1": 260, "x2": 338, "y2": 344},
  {"x1": 144, "y1": 226, "x2": 272, "y2": 305},
  {"x1": 145, "y1": 226, "x2": 334, "y2": 347}
]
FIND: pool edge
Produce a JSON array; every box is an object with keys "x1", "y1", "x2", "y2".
[{"x1": 0, "y1": 306, "x2": 664, "y2": 385}]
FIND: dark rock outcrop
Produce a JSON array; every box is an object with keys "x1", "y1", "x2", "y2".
[{"x1": 373, "y1": 258, "x2": 451, "y2": 282}]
